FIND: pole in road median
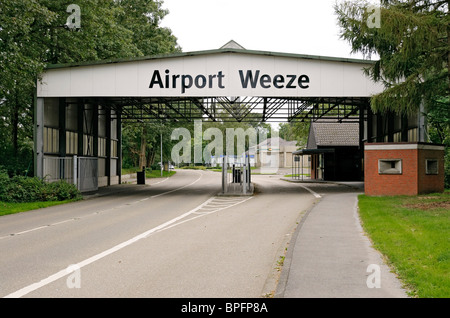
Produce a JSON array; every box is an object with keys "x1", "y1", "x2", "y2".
[{"x1": 222, "y1": 156, "x2": 227, "y2": 194}]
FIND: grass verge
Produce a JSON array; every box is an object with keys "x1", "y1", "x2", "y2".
[
  {"x1": 0, "y1": 200, "x2": 78, "y2": 216},
  {"x1": 358, "y1": 191, "x2": 450, "y2": 298},
  {"x1": 145, "y1": 170, "x2": 176, "y2": 178},
  {"x1": 122, "y1": 167, "x2": 177, "y2": 178}
]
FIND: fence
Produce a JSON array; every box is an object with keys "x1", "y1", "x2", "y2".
[
  {"x1": 221, "y1": 155, "x2": 252, "y2": 195},
  {"x1": 77, "y1": 157, "x2": 98, "y2": 192},
  {"x1": 43, "y1": 156, "x2": 74, "y2": 184},
  {"x1": 43, "y1": 156, "x2": 98, "y2": 192},
  {"x1": 292, "y1": 153, "x2": 312, "y2": 181}
]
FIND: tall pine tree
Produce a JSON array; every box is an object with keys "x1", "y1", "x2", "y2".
[
  {"x1": 335, "y1": 0, "x2": 449, "y2": 115},
  {"x1": 335, "y1": 0, "x2": 449, "y2": 186}
]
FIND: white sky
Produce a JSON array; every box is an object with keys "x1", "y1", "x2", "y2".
[{"x1": 160, "y1": 0, "x2": 368, "y2": 60}]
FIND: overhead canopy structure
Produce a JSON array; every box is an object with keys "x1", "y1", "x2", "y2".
[
  {"x1": 35, "y1": 43, "x2": 402, "y2": 190},
  {"x1": 37, "y1": 45, "x2": 383, "y2": 123}
]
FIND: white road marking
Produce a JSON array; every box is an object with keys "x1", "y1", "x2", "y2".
[
  {"x1": 297, "y1": 184, "x2": 322, "y2": 198},
  {"x1": 150, "y1": 178, "x2": 169, "y2": 185},
  {"x1": 0, "y1": 171, "x2": 203, "y2": 240},
  {"x1": 4, "y1": 194, "x2": 252, "y2": 298},
  {"x1": 149, "y1": 172, "x2": 203, "y2": 198}
]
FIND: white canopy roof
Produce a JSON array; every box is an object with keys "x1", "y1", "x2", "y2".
[{"x1": 37, "y1": 47, "x2": 384, "y2": 98}]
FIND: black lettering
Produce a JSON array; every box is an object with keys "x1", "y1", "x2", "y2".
[
  {"x1": 208, "y1": 74, "x2": 217, "y2": 88},
  {"x1": 172, "y1": 74, "x2": 180, "y2": 88},
  {"x1": 286, "y1": 75, "x2": 296, "y2": 89},
  {"x1": 273, "y1": 75, "x2": 284, "y2": 89},
  {"x1": 195, "y1": 75, "x2": 207, "y2": 89},
  {"x1": 260, "y1": 75, "x2": 271, "y2": 89},
  {"x1": 149, "y1": 70, "x2": 163, "y2": 88},
  {"x1": 181, "y1": 75, "x2": 192, "y2": 94},
  {"x1": 298, "y1": 75, "x2": 310, "y2": 89},
  {"x1": 218, "y1": 71, "x2": 225, "y2": 89},
  {"x1": 165, "y1": 69, "x2": 170, "y2": 88},
  {"x1": 239, "y1": 70, "x2": 259, "y2": 89}
]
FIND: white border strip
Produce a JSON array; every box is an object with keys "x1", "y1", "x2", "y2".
[{"x1": 365, "y1": 144, "x2": 444, "y2": 151}]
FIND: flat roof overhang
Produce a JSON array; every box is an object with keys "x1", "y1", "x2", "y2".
[
  {"x1": 36, "y1": 47, "x2": 381, "y2": 123},
  {"x1": 293, "y1": 148, "x2": 335, "y2": 155},
  {"x1": 37, "y1": 48, "x2": 383, "y2": 99}
]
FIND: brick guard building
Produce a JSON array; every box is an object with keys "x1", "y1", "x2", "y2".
[{"x1": 364, "y1": 142, "x2": 445, "y2": 196}]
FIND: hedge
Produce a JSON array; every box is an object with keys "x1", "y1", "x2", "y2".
[{"x1": 0, "y1": 170, "x2": 81, "y2": 203}]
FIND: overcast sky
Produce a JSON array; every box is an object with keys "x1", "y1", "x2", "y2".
[{"x1": 160, "y1": 0, "x2": 368, "y2": 60}]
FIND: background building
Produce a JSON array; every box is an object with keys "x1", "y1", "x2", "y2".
[
  {"x1": 254, "y1": 137, "x2": 298, "y2": 169},
  {"x1": 294, "y1": 121, "x2": 361, "y2": 181}
]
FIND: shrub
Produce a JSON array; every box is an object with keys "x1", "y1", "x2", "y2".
[
  {"x1": 0, "y1": 170, "x2": 81, "y2": 203},
  {"x1": 45, "y1": 180, "x2": 81, "y2": 201},
  {"x1": 6, "y1": 175, "x2": 45, "y2": 202}
]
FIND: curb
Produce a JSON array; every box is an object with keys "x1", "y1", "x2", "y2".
[{"x1": 273, "y1": 196, "x2": 322, "y2": 298}]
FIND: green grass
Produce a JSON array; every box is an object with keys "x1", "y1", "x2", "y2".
[
  {"x1": 145, "y1": 170, "x2": 176, "y2": 178},
  {"x1": 0, "y1": 200, "x2": 77, "y2": 216},
  {"x1": 122, "y1": 167, "x2": 176, "y2": 178},
  {"x1": 358, "y1": 191, "x2": 450, "y2": 298},
  {"x1": 179, "y1": 165, "x2": 207, "y2": 170}
]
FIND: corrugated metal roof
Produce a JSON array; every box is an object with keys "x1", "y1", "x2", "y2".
[{"x1": 44, "y1": 47, "x2": 376, "y2": 70}]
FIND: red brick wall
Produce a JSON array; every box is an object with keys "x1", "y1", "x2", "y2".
[
  {"x1": 418, "y1": 149, "x2": 445, "y2": 194},
  {"x1": 365, "y1": 148, "x2": 418, "y2": 196},
  {"x1": 364, "y1": 143, "x2": 445, "y2": 196}
]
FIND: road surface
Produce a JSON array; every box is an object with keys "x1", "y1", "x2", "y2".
[{"x1": 0, "y1": 169, "x2": 319, "y2": 298}]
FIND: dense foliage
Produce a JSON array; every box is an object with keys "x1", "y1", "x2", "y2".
[
  {"x1": 0, "y1": 170, "x2": 81, "y2": 202},
  {"x1": 0, "y1": 0, "x2": 180, "y2": 176},
  {"x1": 335, "y1": 0, "x2": 449, "y2": 187}
]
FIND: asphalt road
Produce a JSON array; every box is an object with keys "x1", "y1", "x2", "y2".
[{"x1": 0, "y1": 169, "x2": 318, "y2": 298}]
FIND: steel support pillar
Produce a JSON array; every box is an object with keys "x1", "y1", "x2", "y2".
[{"x1": 34, "y1": 97, "x2": 44, "y2": 178}]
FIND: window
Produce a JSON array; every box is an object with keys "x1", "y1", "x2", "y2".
[
  {"x1": 408, "y1": 128, "x2": 418, "y2": 142},
  {"x1": 425, "y1": 159, "x2": 438, "y2": 175},
  {"x1": 66, "y1": 131, "x2": 78, "y2": 155},
  {"x1": 83, "y1": 134, "x2": 94, "y2": 156},
  {"x1": 379, "y1": 159, "x2": 402, "y2": 174},
  {"x1": 98, "y1": 137, "x2": 107, "y2": 157},
  {"x1": 44, "y1": 127, "x2": 59, "y2": 154},
  {"x1": 111, "y1": 140, "x2": 118, "y2": 158}
]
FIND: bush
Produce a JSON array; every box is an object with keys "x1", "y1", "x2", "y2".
[
  {"x1": 0, "y1": 170, "x2": 81, "y2": 203},
  {"x1": 5, "y1": 175, "x2": 44, "y2": 202},
  {"x1": 45, "y1": 180, "x2": 81, "y2": 201}
]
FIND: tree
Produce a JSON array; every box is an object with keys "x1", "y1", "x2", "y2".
[
  {"x1": 335, "y1": 0, "x2": 449, "y2": 187},
  {"x1": 115, "y1": 0, "x2": 181, "y2": 56},
  {"x1": 335, "y1": 0, "x2": 449, "y2": 115},
  {"x1": 0, "y1": 0, "x2": 180, "y2": 175},
  {"x1": 278, "y1": 122, "x2": 310, "y2": 147}
]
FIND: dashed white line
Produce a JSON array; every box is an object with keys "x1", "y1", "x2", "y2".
[
  {"x1": 4, "y1": 195, "x2": 252, "y2": 298},
  {"x1": 0, "y1": 171, "x2": 203, "y2": 240}
]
